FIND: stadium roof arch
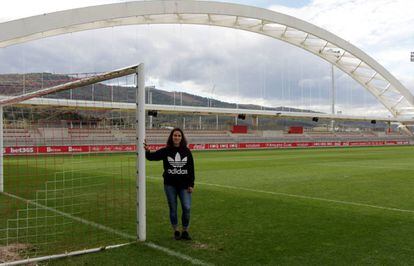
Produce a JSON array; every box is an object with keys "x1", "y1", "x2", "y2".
[{"x1": 0, "y1": 0, "x2": 413, "y2": 122}]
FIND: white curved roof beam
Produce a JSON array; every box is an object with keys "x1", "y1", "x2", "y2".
[
  {"x1": 0, "y1": 0, "x2": 413, "y2": 120},
  {"x1": 1, "y1": 96, "x2": 410, "y2": 124}
]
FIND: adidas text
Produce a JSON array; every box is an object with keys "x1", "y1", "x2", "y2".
[{"x1": 168, "y1": 168, "x2": 188, "y2": 175}]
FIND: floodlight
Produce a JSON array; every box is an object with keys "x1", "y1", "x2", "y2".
[{"x1": 148, "y1": 110, "x2": 158, "y2": 117}]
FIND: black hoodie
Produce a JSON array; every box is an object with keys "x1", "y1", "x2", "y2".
[{"x1": 146, "y1": 146, "x2": 195, "y2": 189}]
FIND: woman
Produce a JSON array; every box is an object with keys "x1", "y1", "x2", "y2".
[{"x1": 144, "y1": 128, "x2": 195, "y2": 240}]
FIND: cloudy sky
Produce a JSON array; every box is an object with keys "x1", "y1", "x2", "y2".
[{"x1": 0, "y1": 0, "x2": 413, "y2": 116}]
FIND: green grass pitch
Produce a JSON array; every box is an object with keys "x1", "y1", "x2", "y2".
[{"x1": 1, "y1": 146, "x2": 414, "y2": 265}]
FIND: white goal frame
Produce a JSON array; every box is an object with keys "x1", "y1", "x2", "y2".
[{"x1": 0, "y1": 64, "x2": 146, "y2": 264}]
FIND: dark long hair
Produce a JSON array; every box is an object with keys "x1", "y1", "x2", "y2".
[{"x1": 166, "y1": 128, "x2": 188, "y2": 148}]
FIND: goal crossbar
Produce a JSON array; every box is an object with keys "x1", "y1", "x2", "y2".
[{"x1": 0, "y1": 64, "x2": 139, "y2": 107}]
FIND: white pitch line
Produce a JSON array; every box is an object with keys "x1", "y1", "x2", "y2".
[
  {"x1": 1, "y1": 192, "x2": 212, "y2": 266},
  {"x1": 144, "y1": 242, "x2": 213, "y2": 266},
  {"x1": 147, "y1": 176, "x2": 414, "y2": 214},
  {"x1": 199, "y1": 182, "x2": 414, "y2": 214},
  {"x1": 2, "y1": 192, "x2": 136, "y2": 240},
  {"x1": 316, "y1": 162, "x2": 414, "y2": 171}
]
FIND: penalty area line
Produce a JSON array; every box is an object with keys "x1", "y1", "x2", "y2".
[
  {"x1": 0, "y1": 192, "x2": 212, "y2": 266},
  {"x1": 147, "y1": 176, "x2": 414, "y2": 214},
  {"x1": 197, "y1": 182, "x2": 414, "y2": 214}
]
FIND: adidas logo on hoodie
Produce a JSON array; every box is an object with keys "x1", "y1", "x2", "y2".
[{"x1": 167, "y1": 153, "x2": 188, "y2": 175}]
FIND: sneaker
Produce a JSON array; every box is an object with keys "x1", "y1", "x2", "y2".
[
  {"x1": 181, "y1": 231, "x2": 192, "y2": 240},
  {"x1": 174, "y1": 231, "x2": 181, "y2": 240}
]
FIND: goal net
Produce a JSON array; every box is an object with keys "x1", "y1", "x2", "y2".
[{"x1": 0, "y1": 64, "x2": 146, "y2": 264}]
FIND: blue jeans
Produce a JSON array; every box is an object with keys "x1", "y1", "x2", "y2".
[{"x1": 164, "y1": 185, "x2": 192, "y2": 230}]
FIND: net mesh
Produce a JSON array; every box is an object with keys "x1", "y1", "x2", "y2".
[{"x1": 0, "y1": 69, "x2": 138, "y2": 262}]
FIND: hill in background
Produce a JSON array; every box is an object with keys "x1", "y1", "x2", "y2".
[{"x1": 0, "y1": 73, "x2": 386, "y2": 131}]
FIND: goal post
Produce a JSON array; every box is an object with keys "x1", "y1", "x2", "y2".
[
  {"x1": 136, "y1": 64, "x2": 146, "y2": 241},
  {"x1": 0, "y1": 63, "x2": 146, "y2": 263}
]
